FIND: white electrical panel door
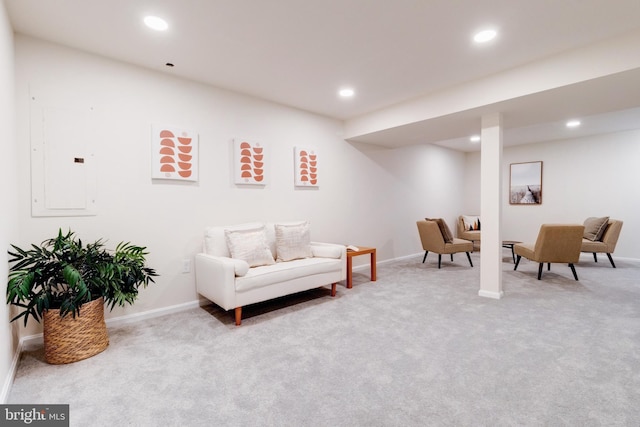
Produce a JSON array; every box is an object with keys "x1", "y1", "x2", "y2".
[{"x1": 31, "y1": 101, "x2": 97, "y2": 217}]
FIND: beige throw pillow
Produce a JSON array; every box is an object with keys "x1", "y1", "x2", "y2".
[
  {"x1": 275, "y1": 221, "x2": 313, "y2": 262},
  {"x1": 224, "y1": 226, "x2": 275, "y2": 267},
  {"x1": 583, "y1": 216, "x2": 609, "y2": 241}
]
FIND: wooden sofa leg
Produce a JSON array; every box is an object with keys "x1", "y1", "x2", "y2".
[
  {"x1": 606, "y1": 253, "x2": 616, "y2": 268},
  {"x1": 235, "y1": 307, "x2": 242, "y2": 326},
  {"x1": 331, "y1": 283, "x2": 337, "y2": 297}
]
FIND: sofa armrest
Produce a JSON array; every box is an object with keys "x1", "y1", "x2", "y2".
[
  {"x1": 311, "y1": 242, "x2": 347, "y2": 281},
  {"x1": 310, "y1": 242, "x2": 346, "y2": 259},
  {"x1": 194, "y1": 253, "x2": 240, "y2": 311}
]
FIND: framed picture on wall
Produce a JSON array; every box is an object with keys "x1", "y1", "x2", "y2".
[
  {"x1": 151, "y1": 124, "x2": 198, "y2": 182},
  {"x1": 509, "y1": 161, "x2": 542, "y2": 205},
  {"x1": 233, "y1": 138, "x2": 266, "y2": 185},
  {"x1": 294, "y1": 146, "x2": 318, "y2": 187}
]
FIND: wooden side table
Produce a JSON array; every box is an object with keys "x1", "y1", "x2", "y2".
[{"x1": 346, "y1": 246, "x2": 377, "y2": 289}]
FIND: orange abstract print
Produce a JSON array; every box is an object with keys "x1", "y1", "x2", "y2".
[
  {"x1": 295, "y1": 147, "x2": 318, "y2": 187},
  {"x1": 234, "y1": 140, "x2": 266, "y2": 184},
  {"x1": 152, "y1": 125, "x2": 198, "y2": 181}
]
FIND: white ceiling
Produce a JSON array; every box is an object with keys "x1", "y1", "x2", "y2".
[{"x1": 6, "y1": 0, "x2": 640, "y2": 151}]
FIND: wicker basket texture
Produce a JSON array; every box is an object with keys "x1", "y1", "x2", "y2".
[{"x1": 43, "y1": 297, "x2": 109, "y2": 364}]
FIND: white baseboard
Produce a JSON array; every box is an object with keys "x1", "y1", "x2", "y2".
[
  {"x1": 478, "y1": 289, "x2": 504, "y2": 299},
  {"x1": 105, "y1": 299, "x2": 202, "y2": 328},
  {"x1": 1, "y1": 337, "x2": 24, "y2": 404}
]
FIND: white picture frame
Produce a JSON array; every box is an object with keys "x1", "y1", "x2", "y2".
[{"x1": 151, "y1": 124, "x2": 198, "y2": 182}]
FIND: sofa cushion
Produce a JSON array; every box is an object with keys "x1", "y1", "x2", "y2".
[
  {"x1": 583, "y1": 216, "x2": 609, "y2": 241},
  {"x1": 225, "y1": 226, "x2": 275, "y2": 267},
  {"x1": 462, "y1": 215, "x2": 481, "y2": 231},
  {"x1": 235, "y1": 257, "x2": 342, "y2": 292},
  {"x1": 426, "y1": 218, "x2": 454, "y2": 243},
  {"x1": 204, "y1": 222, "x2": 263, "y2": 257},
  {"x1": 275, "y1": 221, "x2": 313, "y2": 262}
]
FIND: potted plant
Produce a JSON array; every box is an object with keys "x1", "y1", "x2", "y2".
[{"x1": 6, "y1": 229, "x2": 158, "y2": 364}]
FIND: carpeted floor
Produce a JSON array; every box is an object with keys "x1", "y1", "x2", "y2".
[{"x1": 8, "y1": 252, "x2": 640, "y2": 426}]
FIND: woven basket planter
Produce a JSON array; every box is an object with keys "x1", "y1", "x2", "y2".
[{"x1": 43, "y1": 297, "x2": 109, "y2": 364}]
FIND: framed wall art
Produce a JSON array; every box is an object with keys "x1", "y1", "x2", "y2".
[
  {"x1": 151, "y1": 124, "x2": 198, "y2": 181},
  {"x1": 234, "y1": 138, "x2": 266, "y2": 185},
  {"x1": 294, "y1": 147, "x2": 318, "y2": 187},
  {"x1": 509, "y1": 161, "x2": 542, "y2": 205}
]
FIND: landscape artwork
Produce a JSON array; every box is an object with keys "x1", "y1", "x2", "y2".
[
  {"x1": 509, "y1": 161, "x2": 542, "y2": 205},
  {"x1": 151, "y1": 125, "x2": 198, "y2": 181}
]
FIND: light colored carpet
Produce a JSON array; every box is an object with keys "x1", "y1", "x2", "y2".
[{"x1": 9, "y1": 252, "x2": 640, "y2": 426}]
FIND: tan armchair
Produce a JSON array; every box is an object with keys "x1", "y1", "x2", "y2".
[
  {"x1": 581, "y1": 219, "x2": 623, "y2": 268},
  {"x1": 514, "y1": 224, "x2": 585, "y2": 280},
  {"x1": 417, "y1": 220, "x2": 473, "y2": 268},
  {"x1": 457, "y1": 215, "x2": 481, "y2": 245}
]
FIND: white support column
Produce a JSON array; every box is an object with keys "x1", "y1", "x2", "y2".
[{"x1": 479, "y1": 113, "x2": 504, "y2": 299}]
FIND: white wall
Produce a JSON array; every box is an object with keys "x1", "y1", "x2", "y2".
[
  {"x1": 0, "y1": 0, "x2": 18, "y2": 402},
  {"x1": 464, "y1": 130, "x2": 640, "y2": 259},
  {"x1": 12, "y1": 35, "x2": 467, "y2": 337}
]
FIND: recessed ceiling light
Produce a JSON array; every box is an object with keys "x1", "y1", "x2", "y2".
[
  {"x1": 339, "y1": 88, "x2": 355, "y2": 98},
  {"x1": 144, "y1": 16, "x2": 168, "y2": 31},
  {"x1": 473, "y1": 29, "x2": 497, "y2": 43},
  {"x1": 470, "y1": 135, "x2": 481, "y2": 143},
  {"x1": 566, "y1": 120, "x2": 581, "y2": 128}
]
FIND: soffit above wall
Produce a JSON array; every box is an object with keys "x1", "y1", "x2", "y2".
[{"x1": 346, "y1": 68, "x2": 640, "y2": 151}]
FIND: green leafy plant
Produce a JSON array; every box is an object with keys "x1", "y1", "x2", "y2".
[{"x1": 6, "y1": 229, "x2": 158, "y2": 326}]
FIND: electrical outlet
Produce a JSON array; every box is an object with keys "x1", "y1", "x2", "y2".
[{"x1": 181, "y1": 258, "x2": 191, "y2": 273}]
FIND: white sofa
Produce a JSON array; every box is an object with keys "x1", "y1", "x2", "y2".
[{"x1": 195, "y1": 222, "x2": 346, "y2": 325}]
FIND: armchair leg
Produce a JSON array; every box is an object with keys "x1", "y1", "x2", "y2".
[
  {"x1": 235, "y1": 307, "x2": 242, "y2": 326},
  {"x1": 438, "y1": 254, "x2": 442, "y2": 269},
  {"x1": 422, "y1": 251, "x2": 428, "y2": 263},
  {"x1": 450, "y1": 254, "x2": 453, "y2": 261},
  {"x1": 547, "y1": 263, "x2": 551, "y2": 271},
  {"x1": 606, "y1": 253, "x2": 617, "y2": 268},
  {"x1": 593, "y1": 253, "x2": 598, "y2": 262},
  {"x1": 331, "y1": 282, "x2": 337, "y2": 297},
  {"x1": 514, "y1": 255, "x2": 521, "y2": 270},
  {"x1": 466, "y1": 252, "x2": 473, "y2": 267},
  {"x1": 569, "y1": 263, "x2": 579, "y2": 280},
  {"x1": 537, "y1": 263, "x2": 543, "y2": 280}
]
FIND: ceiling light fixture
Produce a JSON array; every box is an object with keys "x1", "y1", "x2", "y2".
[
  {"x1": 144, "y1": 16, "x2": 168, "y2": 31},
  {"x1": 566, "y1": 120, "x2": 581, "y2": 128},
  {"x1": 339, "y1": 88, "x2": 355, "y2": 98},
  {"x1": 470, "y1": 135, "x2": 481, "y2": 143},
  {"x1": 473, "y1": 29, "x2": 497, "y2": 43}
]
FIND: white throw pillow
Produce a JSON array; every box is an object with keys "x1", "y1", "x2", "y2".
[
  {"x1": 224, "y1": 226, "x2": 275, "y2": 267},
  {"x1": 275, "y1": 221, "x2": 313, "y2": 262}
]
